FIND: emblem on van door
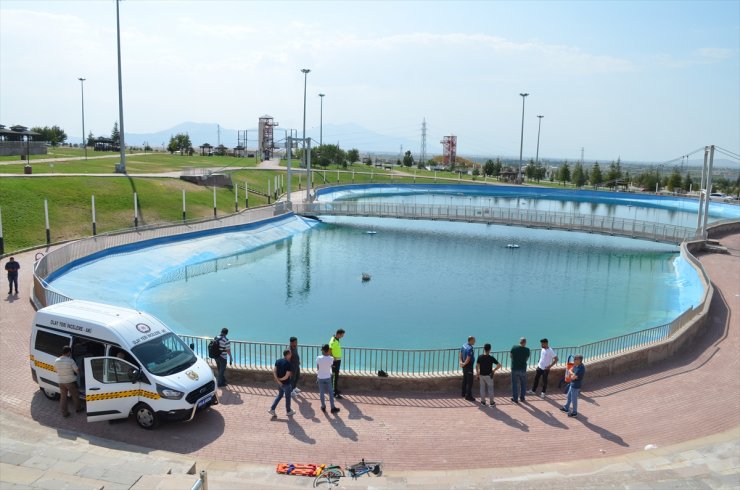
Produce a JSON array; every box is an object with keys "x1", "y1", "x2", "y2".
[
  {"x1": 186, "y1": 370, "x2": 199, "y2": 381},
  {"x1": 135, "y1": 323, "x2": 151, "y2": 333}
]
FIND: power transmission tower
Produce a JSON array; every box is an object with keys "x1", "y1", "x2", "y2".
[{"x1": 420, "y1": 118, "x2": 427, "y2": 168}]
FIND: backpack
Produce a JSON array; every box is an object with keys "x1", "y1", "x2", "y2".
[{"x1": 208, "y1": 336, "x2": 222, "y2": 359}]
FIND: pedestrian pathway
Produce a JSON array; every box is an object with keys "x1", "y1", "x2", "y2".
[{"x1": 1, "y1": 233, "x2": 738, "y2": 488}]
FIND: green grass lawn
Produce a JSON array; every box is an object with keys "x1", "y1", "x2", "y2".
[
  {"x1": 0, "y1": 176, "x2": 269, "y2": 252},
  {"x1": 0, "y1": 152, "x2": 258, "y2": 174}
]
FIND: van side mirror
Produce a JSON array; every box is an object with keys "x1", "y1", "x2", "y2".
[{"x1": 128, "y1": 368, "x2": 140, "y2": 383}]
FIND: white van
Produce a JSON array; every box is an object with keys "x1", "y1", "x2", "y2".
[{"x1": 30, "y1": 300, "x2": 218, "y2": 429}]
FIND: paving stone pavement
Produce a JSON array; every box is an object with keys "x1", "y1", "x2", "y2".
[{"x1": 1, "y1": 232, "x2": 738, "y2": 489}]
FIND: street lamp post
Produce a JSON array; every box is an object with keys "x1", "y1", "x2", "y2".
[
  {"x1": 319, "y1": 93, "x2": 325, "y2": 147},
  {"x1": 78, "y1": 78, "x2": 87, "y2": 160},
  {"x1": 535, "y1": 115, "x2": 544, "y2": 164},
  {"x1": 518, "y1": 93, "x2": 529, "y2": 183},
  {"x1": 301, "y1": 68, "x2": 311, "y2": 201},
  {"x1": 115, "y1": 0, "x2": 127, "y2": 173}
]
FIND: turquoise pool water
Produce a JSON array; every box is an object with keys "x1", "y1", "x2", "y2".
[{"x1": 45, "y1": 183, "x2": 735, "y2": 350}]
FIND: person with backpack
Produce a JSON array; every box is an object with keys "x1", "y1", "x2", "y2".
[{"x1": 211, "y1": 328, "x2": 232, "y2": 387}]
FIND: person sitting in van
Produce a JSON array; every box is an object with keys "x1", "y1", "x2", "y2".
[{"x1": 54, "y1": 346, "x2": 83, "y2": 417}]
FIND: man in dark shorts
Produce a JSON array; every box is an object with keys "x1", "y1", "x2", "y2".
[{"x1": 476, "y1": 343, "x2": 501, "y2": 407}]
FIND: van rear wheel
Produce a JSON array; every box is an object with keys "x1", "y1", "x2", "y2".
[
  {"x1": 41, "y1": 387, "x2": 59, "y2": 400},
  {"x1": 134, "y1": 403, "x2": 159, "y2": 429}
]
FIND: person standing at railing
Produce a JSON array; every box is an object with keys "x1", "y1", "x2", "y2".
[
  {"x1": 459, "y1": 336, "x2": 476, "y2": 402},
  {"x1": 529, "y1": 338, "x2": 558, "y2": 399},
  {"x1": 289, "y1": 336, "x2": 302, "y2": 396},
  {"x1": 561, "y1": 354, "x2": 585, "y2": 418},
  {"x1": 316, "y1": 344, "x2": 340, "y2": 413},
  {"x1": 510, "y1": 337, "x2": 530, "y2": 404},
  {"x1": 5, "y1": 256, "x2": 20, "y2": 296},
  {"x1": 216, "y1": 328, "x2": 232, "y2": 388},
  {"x1": 476, "y1": 343, "x2": 501, "y2": 407},
  {"x1": 329, "y1": 329, "x2": 345, "y2": 399},
  {"x1": 268, "y1": 349, "x2": 296, "y2": 417}
]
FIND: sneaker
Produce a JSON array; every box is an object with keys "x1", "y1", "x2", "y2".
[
  {"x1": 568, "y1": 412, "x2": 578, "y2": 417},
  {"x1": 320, "y1": 406, "x2": 326, "y2": 412},
  {"x1": 520, "y1": 398, "x2": 526, "y2": 402},
  {"x1": 287, "y1": 409, "x2": 297, "y2": 416},
  {"x1": 465, "y1": 396, "x2": 476, "y2": 402},
  {"x1": 292, "y1": 388, "x2": 301, "y2": 395},
  {"x1": 330, "y1": 407, "x2": 340, "y2": 413},
  {"x1": 490, "y1": 401, "x2": 496, "y2": 407},
  {"x1": 267, "y1": 409, "x2": 276, "y2": 416},
  {"x1": 540, "y1": 392, "x2": 546, "y2": 399},
  {"x1": 480, "y1": 401, "x2": 486, "y2": 406},
  {"x1": 560, "y1": 407, "x2": 568, "y2": 412},
  {"x1": 511, "y1": 398, "x2": 519, "y2": 404},
  {"x1": 334, "y1": 393, "x2": 343, "y2": 400},
  {"x1": 527, "y1": 389, "x2": 536, "y2": 395}
]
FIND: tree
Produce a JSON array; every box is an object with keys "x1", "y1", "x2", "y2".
[
  {"x1": 493, "y1": 158, "x2": 502, "y2": 176},
  {"x1": 483, "y1": 159, "x2": 495, "y2": 176},
  {"x1": 31, "y1": 125, "x2": 68, "y2": 146},
  {"x1": 606, "y1": 159, "x2": 622, "y2": 187},
  {"x1": 111, "y1": 122, "x2": 120, "y2": 143},
  {"x1": 524, "y1": 159, "x2": 535, "y2": 180},
  {"x1": 167, "y1": 133, "x2": 192, "y2": 154},
  {"x1": 534, "y1": 162, "x2": 546, "y2": 182},
  {"x1": 572, "y1": 162, "x2": 586, "y2": 188},
  {"x1": 346, "y1": 148, "x2": 359, "y2": 164},
  {"x1": 590, "y1": 162, "x2": 603, "y2": 186},
  {"x1": 402, "y1": 150, "x2": 414, "y2": 167},
  {"x1": 682, "y1": 172, "x2": 693, "y2": 192},
  {"x1": 667, "y1": 168, "x2": 682, "y2": 191},
  {"x1": 87, "y1": 131, "x2": 95, "y2": 147},
  {"x1": 557, "y1": 162, "x2": 571, "y2": 184},
  {"x1": 314, "y1": 144, "x2": 346, "y2": 168}
]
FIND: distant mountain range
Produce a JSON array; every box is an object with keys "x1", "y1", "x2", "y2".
[{"x1": 122, "y1": 121, "x2": 419, "y2": 155}]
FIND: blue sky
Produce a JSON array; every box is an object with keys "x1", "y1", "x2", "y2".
[{"x1": 1, "y1": 0, "x2": 738, "y2": 162}]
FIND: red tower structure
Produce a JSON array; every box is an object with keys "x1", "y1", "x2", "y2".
[
  {"x1": 258, "y1": 115, "x2": 278, "y2": 160},
  {"x1": 441, "y1": 135, "x2": 457, "y2": 167}
]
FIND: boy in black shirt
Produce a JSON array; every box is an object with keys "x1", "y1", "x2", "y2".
[{"x1": 476, "y1": 343, "x2": 502, "y2": 407}]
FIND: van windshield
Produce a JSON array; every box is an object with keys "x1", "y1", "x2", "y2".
[{"x1": 131, "y1": 333, "x2": 197, "y2": 376}]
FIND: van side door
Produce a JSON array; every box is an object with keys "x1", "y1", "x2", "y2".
[
  {"x1": 84, "y1": 356, "x2": 141, "y2": 422},
  {"x1": 31, "y1": 328, "x2": 72, "y2": 395}
]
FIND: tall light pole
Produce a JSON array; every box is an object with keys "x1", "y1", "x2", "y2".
[
  {"x1": 518, "y1": 92, "x2": 529, "y2": 183},
  {"x1": 78, "y1": 78, "x2": 87, "y2": 160},
  {"x1": 301, "y1": 68, "x2": 311, "y2": 199},
  {"x1": 318, "y1": 93, "x2": 325, "y2": 147},
  {"x1": 115, "y1": 0, "x2": 127, "y2": 173},
  {"x1": 535, "y1": 115, "x2": 544, "y2": 164}
]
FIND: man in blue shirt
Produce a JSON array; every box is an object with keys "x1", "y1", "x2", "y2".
[
  {"x1": 459, "y1": 336, "x2": 476, "y2": 401},
  {"x1": 561, "y1": 354, "x2": 586, "y2": 417},
  {"x1": 268, "y1": 349, "x2": 296, "y2": 417}
]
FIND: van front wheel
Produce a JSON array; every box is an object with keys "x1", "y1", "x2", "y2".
[
  {"x1": 41, "y1": 387, "x2": 60, "y2": 400},
  {"x1": 134, "y1": 403, "x2": 159, "y2": 429}
]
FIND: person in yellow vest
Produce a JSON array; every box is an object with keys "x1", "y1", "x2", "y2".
[{"x1": 329, "y1": 329, "x2": 345, "y2": 399}]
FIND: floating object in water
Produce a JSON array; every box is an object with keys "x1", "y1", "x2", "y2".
[
  {"x1": 366, "y1": 230, "x2": 377, "y2": 235},
  {"x1": 506, "y1": 244, "x2": 520, "y2": 249},
  {"x1": 362, "y1": 273, "x2": 371, "y2": 281}
]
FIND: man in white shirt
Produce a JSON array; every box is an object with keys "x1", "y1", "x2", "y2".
[
  {"x1": 316, "y1": 344, "x2": 340, "y2": 414},
  {"x1": 529, "y1": 338, "x2": 558, "y2": 399},
  {"x1": 54, "y1": 346, "x2": 82, "y2": 417}
]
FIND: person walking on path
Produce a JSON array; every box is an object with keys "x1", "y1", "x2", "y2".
[
  {"x1": 289, "y1": 336, "x2": 302, "y2": 395},
  {"x1": 5, "y1": 256, "x2": 19, "y2": 295},
  {"x1": 54, "y1": 346, "x2": 82, "y2": 417},
  {"x1": 268, "y1": 349, "x2": 296, "y2": 417},
  {"x1": 561, "y1": 354, "x2": 585, "y2": 417},
  {"x1": 460, "y1": 336, "x2": 476, "y2": 401},
  {"x1": 510, "y1": 337, "x2": 530, "y2": 403},
  {"x1": 215, "y1": 328, "x2": 232, "y2": 387},
  {"x1": 476, "y1": 343, "x2": 501, "y2": 407},
  {"x1": 329, "y1": 329, "x2": 345, "y2": 399},
  {"x1": 529, "y1": 338, "x2": 558, "y2": 399},
  {"x1": 316, "y1": 344, "x2": 340, "y2": 413}
]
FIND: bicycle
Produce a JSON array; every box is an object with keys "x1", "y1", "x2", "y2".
[{"x1": 313, "y1": 459, "x2": 383, "y2": 487}]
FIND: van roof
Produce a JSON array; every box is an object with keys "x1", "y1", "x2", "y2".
[{"x1": 34, "y1": 300, "x2": 170, "y2": 347}]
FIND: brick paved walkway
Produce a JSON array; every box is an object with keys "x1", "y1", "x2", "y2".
[{"x1": 1, "y1": 234, "x2": 738, "y2": 473}]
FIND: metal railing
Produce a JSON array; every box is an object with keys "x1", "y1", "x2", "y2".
[
  {"x1": 31, "y1": 201, "x2": 714, "y2": 377},
  {"x1": 293, "y1": 201, "x2": 697, "y2": 244},
  {"x1": 32, "y1": 206, "x2": 282, "y2": 309}
]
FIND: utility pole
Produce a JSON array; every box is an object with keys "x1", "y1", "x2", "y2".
[
  {"x1": 420, "y1": 118, "x2": 427, "y2": 168},
  {"x1": 518, "y1": 93, "x2": 529, "y2": 183},
  {"x1": 114, "y1": 0, "x2": 127, "y2": 173},
  {"x1": 535, "y1": 115, "x2": 544, "y2": 164}
]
